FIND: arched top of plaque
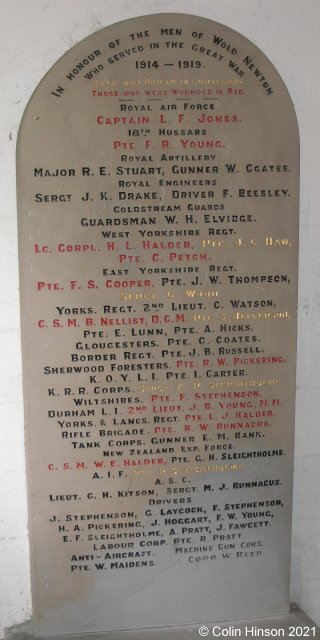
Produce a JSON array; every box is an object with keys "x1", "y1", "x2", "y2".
[{"x1": 17, "y1": 13, "x2": 299, "y2": 148}]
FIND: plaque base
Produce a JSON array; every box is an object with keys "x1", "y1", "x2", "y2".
[{"x1": 5, "y1": 606, "x2": 319, "y2": 640}]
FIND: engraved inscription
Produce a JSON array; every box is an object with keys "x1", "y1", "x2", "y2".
[{"x1": 17, "y1": 13, "x2": 299, "y2": 636}]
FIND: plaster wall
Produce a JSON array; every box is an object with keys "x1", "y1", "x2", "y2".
[{"x1": 0, "y1": 0, "x2": 319, "y2": 636}]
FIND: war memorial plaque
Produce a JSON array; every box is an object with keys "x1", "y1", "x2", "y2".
[{"x1": 17, "y1": 14, "x2": 299, "y2": 635}]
